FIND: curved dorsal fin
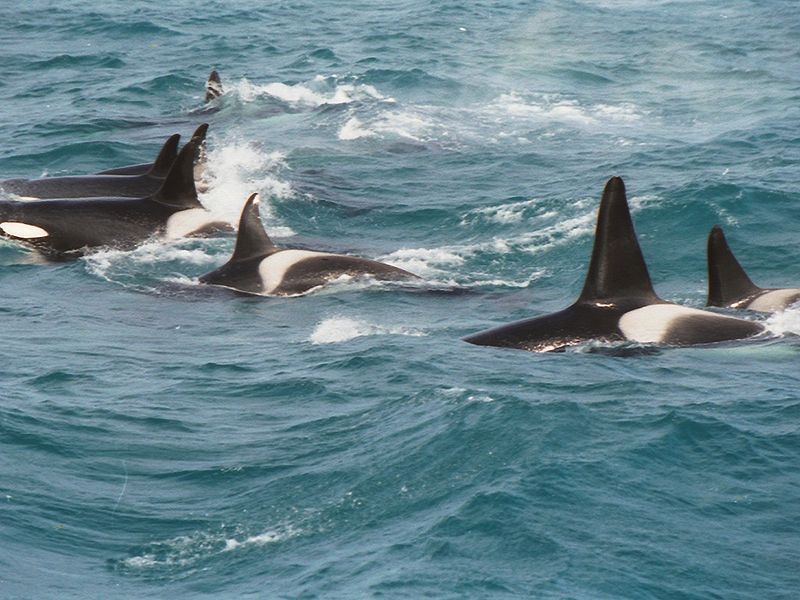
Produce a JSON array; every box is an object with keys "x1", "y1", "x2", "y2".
[
  {"x1": 189, "y1": 123, "x2": 209, "y2": 178},
  {"x1": 706, "y1": 225, "x2": 761, "y2": 306},
  {"x1": 232, "y1": 193, "x2": 276, "y2": 261},
  {"x1": 147, "y1": 133, "x2": 180, "y2": 177},
  {"x1": 578, "y1": 176, "x2": 659, "y2": 302},
  {"x1": 151, "y1": 133, "x2": 203, "y2": 209},
  {"x1": 205, "y1": 70, "x2": 223, "y2": 102}
]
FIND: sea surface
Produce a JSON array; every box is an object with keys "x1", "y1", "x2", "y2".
[{"x1": 2, "y1": 1, "x2": 800, "y2": 598}]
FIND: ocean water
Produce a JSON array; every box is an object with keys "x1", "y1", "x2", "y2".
[{"x1": 2, "y1": 1, "x2": 800, "y2": 598}]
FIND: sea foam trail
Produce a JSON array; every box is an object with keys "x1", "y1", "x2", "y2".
[
  {"x1": 309, "y1": 317, "x2": 427, "y2": 344},
  {"x1": 228, "y1": 75, "x2": 393, "y2": 108}
]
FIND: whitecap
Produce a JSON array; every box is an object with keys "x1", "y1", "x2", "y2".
[{"x1": 309, "y1": 317, "x2": 426, "y2": 344}]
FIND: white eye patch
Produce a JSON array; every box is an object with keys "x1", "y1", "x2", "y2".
[{"x1": 0, "y1": 222, "x2": 49, "y2": 238}]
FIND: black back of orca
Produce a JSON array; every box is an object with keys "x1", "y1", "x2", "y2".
[
  {"x1": 1, "y1": 126, "x2": 206, "y2": 199},
  {"x1": 706, "y1": 225, "x2": 800, "y2": 310},
  {"x1": 465, "y1": 177, "x2": 657, "y2": 351},
  {"x1": 0, "y1": 134, "x2": 205, "y2": 256},
  {"x1": 95, "y1": 133, "x2": 181, "y2": 176},
  {"x1": 465, "y1": 177, "x2": 764, "y2": 352},
  {"x1": 200, "y1": 193, "x2": 418, "y2": 295}
]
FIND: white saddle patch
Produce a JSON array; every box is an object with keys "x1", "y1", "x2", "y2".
[
  {"x1": 747, "y1": 289, "x2": 800, "y2": 312},
  {"x1": 0, "y1": 221, "x2": 49, "y2": 239},
  {"x1": 165, "y1": 208, "x2": 223, "y2": 240},
  {"x1": 618, "y1": 304, "x2": 742, "y2": 344},
  {"x1": 258, "y1": 250, "x2": 331, "y2": 294}
]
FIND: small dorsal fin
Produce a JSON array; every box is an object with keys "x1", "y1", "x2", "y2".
[
  {"x1": 205, "y1": 70, "x2": 223, "y2": 102},
  {"x1": 147, "y1": 133, "x2": 180, "y2": 177},
  {"x1": 578, "y1": 176, "x2": 659, "y2": 302},
  {"x1": 706, "y1": 225, "x2": 761, "y2": 306},
  {"x1": 151, "y1": 135, "x2": 202, "y2": 209},
  {"x1": 231, "y1": 193, "x2": 275, "y2": 260}
]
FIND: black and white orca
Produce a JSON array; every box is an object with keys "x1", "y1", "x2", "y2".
[
  {"x1": 0, "y1": 134, "x2": 228, "y2": 256},
  {"x1": 199, "y1": 193, "x2": 418, "y2": 295},
  {"x1": 1, "y1": 125, "x2": 207, "y2": 199},
  {"x1": 707, "y1": 225, "x2": 800, "y2": 311},
  {"x1": 464, "y1": 177, "x2": 765, "y2": 353}
]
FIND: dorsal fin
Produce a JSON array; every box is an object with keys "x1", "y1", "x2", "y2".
[
  {"x1": 706, "y1": 225, "x2": 762, "y2": 306},
  {"x1": 151, "y1": 135, "x2": 202, "y2": 209},
  {"x1": 231, "y1": 193, "x2": 276, "y2": 260},
  {"x1": 578, "y1": 176, "x2": 659, "y2": 302},
  {"x1": 146, "y1": 133, "x2": 180, "y2": 177},
  {"x1": 205, "y1": 70, "x2": 223, "y2": 102},
  {"x1": 189, "y1": 123, "x2": 209, "y2": 178}
]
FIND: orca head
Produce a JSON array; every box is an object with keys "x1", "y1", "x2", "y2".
[{"x1": 706, "y1": 225, "x2": 762, "y2": 307}]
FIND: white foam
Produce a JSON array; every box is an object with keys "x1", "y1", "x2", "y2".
[
  {"x1": 765, "y1": 306, "x2": 800, "y2": 336},
  {"x1": 231, "y1": 75, "x2": 392, "y2": 108},
  {"x1": 489, "y1": 92, "x2": 643, "y2": 128},
  {"x1": 201, "y1": 141, "x2": 294, "y2": 237},
  {"x1": 461, "y1": 198, "x2": 541, "y2": 225},
  {"x1": 223, "y1": 527, "x2": 298, "y2": 552},
  {"x1": 120, "y1": 525, "x2": 300, "y2": 570},
  {"x1": 309, "y1": 317, "x2": 427, "y2": 344},
  {"x1": 339, "y1": 110, "x2": 436, "y2": 143},
  {"x1": 339, "y1": 117, "x2": 375, "y2": 141}
]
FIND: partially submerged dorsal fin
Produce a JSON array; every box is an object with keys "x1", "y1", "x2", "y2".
[
  {"x1": 151, "y1": 134, "x2": 203, "y2": 209},
  {"x1": 205, "y1": 70, "x2": 223, "y2": 102},
  {"x1": 706, "y1": 225, "x2": 761, "y2": 306},
  {"x1": 147, "y1": 133, "x2": 180, "y2": 177},
  {"x1": 189, "y1": 123, "x2": 209, "y2": 177},
  {"x1": 578, "y1": 176, "x2": 659, "y2": 302},
  {"x1": 232, "y1": 193, "x2": 276, "y2": 260}
]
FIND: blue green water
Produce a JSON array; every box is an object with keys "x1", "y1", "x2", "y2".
[{"x1": 2, "y1": 1, "x2": 800, "y2": 598}]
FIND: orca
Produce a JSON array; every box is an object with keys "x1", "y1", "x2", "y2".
[
  {"x1": 0, "y1": 125, "x2": 208, "y2": 200},
  {"x1": 707, "y1": 225, "x2": 800, "y2": 311},
  {"x1": 94, "y1": 132, "x2": 180, "y2": 177},
  {"x1": 0, "y1": 134, "x2": 229, "y2": 257},
  {"x1": 205, "y1": 69, "x2": 223, "y2": 102},
  {"x1": 464, "y1": 177, "x2": 765, "y2": 353},
  {"x1": 199, "y1": 193, "x2": 418, "y2": 295}
]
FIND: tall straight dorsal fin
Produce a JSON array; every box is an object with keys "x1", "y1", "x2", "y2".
[
  {"x1": 706, "y1": 225, "x2": 762, "y2": 306},
  {"x1": 232, "y1": 193, "x2": 276, "y2": 260},
  {"x1": 147, "y1": 133, "x2": 180, "y2": 177},
  {"x1": 205, "y1": 70, "x2": 223, "y2": 102},
  {"x1": 151, "y1": 134, "x2": 202, "y2": 209},
  {"x1": 578, "y1": 176, "x2": 659, "y2": 302}
]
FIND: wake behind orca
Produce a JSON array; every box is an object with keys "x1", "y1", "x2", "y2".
[
  {"x1": 0, "y1": 133, "x2": 228, "y2": 257},
  {"x1": 200, "y1": 193, "x2": 418, "y2": 296},
  {"x1": 464, "y1": 177, "x2": 765, "y2": 353},
  {"x1": 707, "y1": 225, "x2": 800, "y2": 311}
]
